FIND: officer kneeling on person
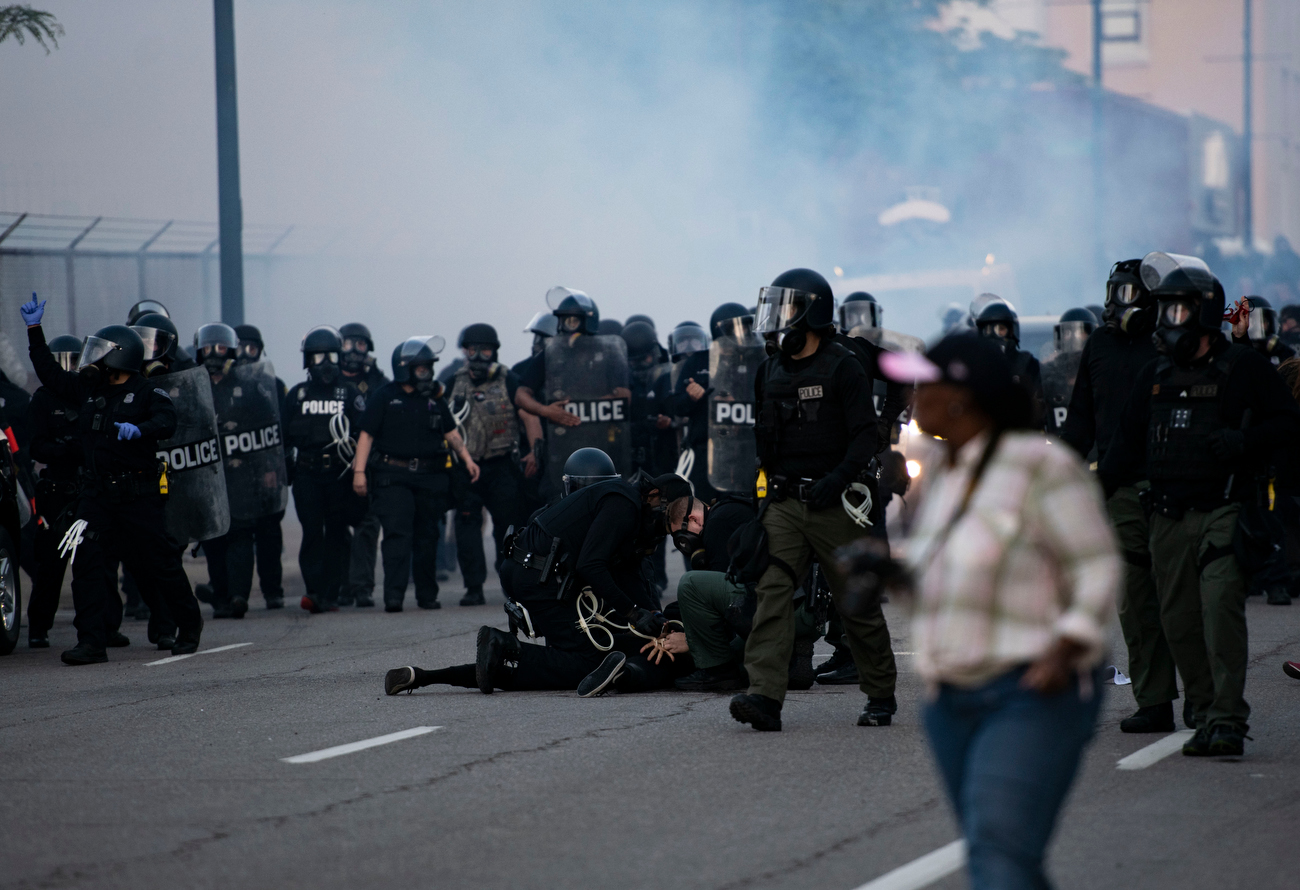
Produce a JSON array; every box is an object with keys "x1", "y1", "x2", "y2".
[
  {"x1": 1101, "y1": 252, "x2": 1300, "y2": 757},
  {"x1": 21, "y1": 296, "x2": 204, "y2": 664},
  {"x1": 730, "y1": 268, "x2": 897, "y2": 732},
  {"x1": 382, "y1": 457, "x2": 689, "y2": 696}
]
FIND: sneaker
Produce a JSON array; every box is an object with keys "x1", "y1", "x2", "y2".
[
  {"x1": 817, "y1": 662, "x2": 861, "y2": 686},
  {"x1": 675, "y1": 663, "x2": 749, "y2": 692},
  {"x1": 858, "y1": 695, "x2": 897, "y2": 727},
  {"x1": 1284, "y1": 661, "x2": 1300, "y2": 680},
  {"x1": 354, "y1": 595, "x2": 375, "y2": 608},
  {"x1": 729, "y1": 693, "x2": 782, "y2": 731},
  {"x1": 61, "y1": 644, "x2": 108, "y2": 665},
  {"x1": 459, "y1": 586, "x2": 486, "y2": 607},
  {"x1": 577, "y1": 651, "x2": 627, "y2": 698},
  {"x1": 265, "y1": 597, "x2": 284, "y2": 610},
  {"x1": 385, "y1": 667, "x2": 419, "y2": 695},
  {"x1": 1120, "y1": 701, "x2": 1175, "y2": 734},
  {"x1": 1182, "y1": 725, "x2": 1213, "y2": 756},
  {"x1": 788, "y1": 639, "x2": 816, "y2": 691},
  {"x1": 28, "y1": 635, "x2": 49, "y2": 649},
  {"x1": 1208, "y1": 724, "x2": 1249, "y2": 757},
  {"x1": 1267, "y1": 587, "x2": 1292, "y2": 605},
  {"x1": 106, "y1": 631, "x2": 130, "y2": 648},
  {"x1": 230, "y1": 597, "x2": 248, "y2": 618},
  {"x1": 475, "y1": 626, "x2": 519, "y2": 694}
]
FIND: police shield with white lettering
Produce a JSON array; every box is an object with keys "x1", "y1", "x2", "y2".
[
  {"x1": 707, "y1": 310, "x2": 764, "y2": 494},
  {"x1": 152, "y1": 366, "x2": 230, "y2": 542},
  {"x1": 541, "y1": 333, "x2": 631, "y2": 494},
  {"x1": 220, "y1": 361, "x2": 289, "y2": 521},
  {"x1": 1040, "y1": 308, "x2": 1096, "y2": 436}
]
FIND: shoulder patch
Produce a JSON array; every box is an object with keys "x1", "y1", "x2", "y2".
[
  {"x1": 354, "y1": 394, "x2": 366, "y2": 411},
  {"x1": 123, "y1": 392, "x2": 135, "y2": 404}
]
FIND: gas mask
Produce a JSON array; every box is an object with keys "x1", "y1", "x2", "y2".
[
  {"x1": 764, "y1": 329, "x2": 807, "y2": 358},
  {"x1": 464, "y1": 347, "x2": 495, "y2": 383},
  {"x1": 340, "y1": 348, "x2": 367, "y2": 374},
  {"x1": 1104, "y1": 279, "x2": 1153, "y2": 337},
  {"x1": 308, "y1": 361, "x2": 340, "y2": 384},
  {"x1": 410, "y1": 363, "x2": 437, "y2": 396},
  {"x1": 78, "y1": 362, "x2": 104, "y2": 384},
  {"x1": 204, "y1": 354, "x2": 234, "y2": 377},
  {"x1": 1152, "y1": 298, "x2": 1203, "y2": 364},
  {"x1": 670, "y1": 497, "x2": 707, "y2": 567}
]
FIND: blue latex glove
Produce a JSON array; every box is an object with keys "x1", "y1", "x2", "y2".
[
  {"x1": 114, "y1": 422, "x2": 141, "y2": 441},
  {"x1": 20, "y1": 294, "x2": 45, "y2": 326}
]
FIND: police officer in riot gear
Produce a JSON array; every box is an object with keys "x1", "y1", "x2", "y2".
[
  {"x1": 336, "y1": 322, "x2": 388, "y2": 608},
  {"x1": 1230, "y1": 295, "x2": 1296, "y2": 364},
  {"x1": 512, "y1": 312, "x2": 556, "y2": 517},
  {"x1": 1040, "y1": 308, "x2": 1096, "y2": 437},
  {"x1": 666, "y1": 320, "x2": 714, "y2": 502},
  {"x1": 352, "y1": 336, "x2": 480, "y2": 611},
  {"x1": 448, "y1": 323, "x2": 539, "y2": 605},
  {"x1": 1102, "y1": 252, "x2": 1300, "y2": 756},
  {"x1": 1062, "y1": 262, "x2": 1176, "y2": 733},
  {"x1": 729, "y1": 268, "x2": 896, "y2": 732},
  {"x1": 621, "y1": 321, "x2": 674, "y2": 592},
  {"x1": 130, "y1": 313, "x2": 182, "y2": 378},
  {"x1": 838, "y1": 291, "x2": 881, "y2": 332},
  {"x1": 561, "y1": 446, "x2": 619, "y2": 494},
  {"x1": 975, "y1": 300, "x2": 1045, "y2": 427},
  {"x1": 21, "y1": 297, "x2": 205, "y2": 663},
  {"x1": 126, "y1": 299, "x2": 169, "y2": 326},
  {"x1": 382, "y1": 471, "x2": 688, "y2": 696},
  {"x1": 283, "y1": 326, "x2": 366, "y2": 613},
  {"x1": 232, "y1": 324, "x2": 287, "y2": 608}
]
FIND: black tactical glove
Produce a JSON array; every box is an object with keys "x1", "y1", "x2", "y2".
[
  {"x1": 626, "y1": 606, "x2": 667, "y2": 638},
  {"x1": 1208, "y1": 429, "x2": 1246, "y2": 461},
  {"x1": 808, "y1": 471, "x2": 849, "y2": 511}
]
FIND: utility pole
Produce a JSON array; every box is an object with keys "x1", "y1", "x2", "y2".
[
  {"x1": 214, "y1": 0, "x2": 245, "y2": 326},
  {"x1": 1242, "y1": 0, "x2": 1254, "y2": 252},
  {"x1": 1091, "y1": 0, "x2": 1105, "y2": 282}
]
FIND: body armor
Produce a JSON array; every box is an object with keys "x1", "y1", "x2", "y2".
[
  {"x1": 451, "y1": 363, "x2": 518, "y2": 462},
  {"x1": 519, "y1": 479, "x2": 641, "y2": 575},
  {"x1": 756, "y1": 342, "x2": 853, "y2": 471},
  {"x1": 1147, "y1": 345, "x2": 1248, "y2": 494}
]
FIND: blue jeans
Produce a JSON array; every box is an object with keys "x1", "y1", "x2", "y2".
[{"x1": 922, "y1": 665, "x2": 1103, "y2": 890}]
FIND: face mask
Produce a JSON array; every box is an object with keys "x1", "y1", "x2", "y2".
[
  {"x1": 79, "y1": 363, "x2": 103, "y2": 384},
  {"x1": 204, "y1": 355, "x2": 232, "y2": 377},
  {"x1": 340, "y1": 350, "x2": 366, "y2": 374},
  {"x1": 467, "y1": 356, "x2": 493, "y2": 382},
  {"x1": 309, "y1": 362, "x2": 339, "y2": 384},
  {"x1": 414, "y1": 377, "x2": 436, "y2": 396}
]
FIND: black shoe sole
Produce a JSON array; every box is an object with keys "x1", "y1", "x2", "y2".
[
  {"x1": 1284, "y1": 662, "x2": 1300, "y2": 680},
  {"x1": 816, "y1": 670, "x2": 861, "y2": 686},
  {"x1": 730, "y1": 696, "x2": 782, "y2": 731},
  {"x1": 157, "y1": 637, "x2": 176, "y2": 651},
  {"x1": 475, "y1": 626, "x2": 495, "y2": 694},
  {"x1": 28, "y1": 639, "x2": 50, "y2": 649},
  {"x1": 265, "y1": 599, "x2": 284, "y2": 610},
  {"x1": 385, "y1": 667, "x2": 418, "y2": 695},
  {"x1": 385, "y1": 603, "x2": 403, "y2": 613},
  {"x1": 230, "y1": 598, "x2": 248, "y2": 618},
  {"x1": 1120, "y1": 719, "x2": 1176, "y2": 733},
  {"x1": 61, "y1": 651, "x2": 108, "y2": 665},
  {"x1": 578, "y1": 652, "x2": 627, "y2": 698},
  {"x1": 418, "y1": 601, "x2": 442, "y2": 610}
]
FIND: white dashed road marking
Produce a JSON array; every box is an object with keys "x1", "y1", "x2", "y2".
[
  {"x1": 851, "y1": 839, "x2": 967, "y2": 890},
  {"x1": 145, "y1": 642, "x2": 253, "y2": 666},
  {"x1": 281, "y1": 726, "x2": 444, "y2": 764},
  {"x1": 1116, "y1": 730, "x2": 1196, "y2": 770}
]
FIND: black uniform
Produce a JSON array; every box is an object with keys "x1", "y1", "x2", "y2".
[
  {"x1": 667, "y1": 351, "x2": 716, "y2": 502},
  {"x1": 341, "y1": 363, "x2": 389, "y2": 606},
  {"x1": 26, "y1": 386, "x2": 84, "y2": 641},
  {"x1": 253, "y1": 368, "x2": 289, "y2": 605},
  {"x1": 359, "y1": 381, "x2": 459, "y2": 608},
  {"x1": 26, "y1": 326, "x2": 203, "y2": 652},
  {"x1": 283, "y1": 376, "x2": 365, "y2": 610},
  {"x1": 1007, "y1": 347, "x2": 1046, "y2": 429},
  {"x1": 1061, "y1": 325, "x2": 1160, "y2": 466},
  {"x1": 499, "y1": 479, "x2": 659, "y2": 690}
]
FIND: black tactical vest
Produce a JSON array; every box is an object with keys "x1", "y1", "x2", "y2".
[
  {"x1": 1147, "y1": 345, "x2": 1248, "y2": 489},
  {"x1": 530, "y1": 478, "x2": 641, "y2": 564},
  {"x1": 756, "y1": 342, "x2": 853, "y2": 467},
  {"x1": 284, "y1": 381, "x2": 353, "y2": 453}
]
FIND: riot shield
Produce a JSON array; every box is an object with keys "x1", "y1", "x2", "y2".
[
  {"x1": 152, "y1": 367, "x2": 230, "y2": 543},
  {"x1": 849, "y1": 326, "x2": 926, "y2": 355},
  {"x1": 1040, "y1": 350, "x2": 1082, "y2": 436},
  {"x1": 707, "y1": 334, "x2": 765, "y2": 494},
  {"x1": 218, "y1": 362, "x2": 289, "y2": 522},
  {"x1": 542, "y1": 334, "x2": 632, "y2": 495}
]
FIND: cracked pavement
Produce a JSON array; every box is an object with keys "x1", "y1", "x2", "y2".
[{"x1": 3, "y1": 514, "x2": 1299, "y2": 889}]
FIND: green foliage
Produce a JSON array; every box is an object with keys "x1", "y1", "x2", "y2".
[
  {"x1": 759, "y1": 0, "x2": 1082, "y2": 168},
  {"x1": 0, "y1": 4, "x2": 64, "y2": 53}
]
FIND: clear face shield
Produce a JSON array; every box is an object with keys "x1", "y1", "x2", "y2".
[
  {"x1": 132, "y1": 325, "x2": 176, "y2": 362},
  {"x1": 714, "y1": 314, "x2": 755, "y2": 342},
  {"x1": 76, "y1": 336, "x2": 121, "y2": 371},
  {"x1": 668, "y1": 324, "x2": 710, "y2": 361},
  {"x1": 1246, "y1": 306, "x2": 1278, "y2": 343},
  {"x1": 839, "y1": 301, "x2": 881, "y2": 331},
  {"x1": 979, "y1": 320, "x2": 1015, "y2": 341},
  {"x1": 755, "y1": 286, "x2": 814, "y2": 334},
  {"x1": 53, "y1": 351, "x2": 81, "y2": 372},
  {"x1": 1054, "y1": 321, "x2": 1093, "y2": 355}
]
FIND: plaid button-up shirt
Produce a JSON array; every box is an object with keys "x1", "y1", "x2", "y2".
[{"x1": 904, "y1": 429, "x2": 1120, "y2": 688}]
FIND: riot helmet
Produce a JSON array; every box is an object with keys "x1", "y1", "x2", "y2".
[
  {"x1": 1085, "y1": 305, "x2": 1105, "y2": 324},
  {"x1": 548, "y1": 286, "x2": 600, "y2": 335},
  {"x1": 975, "y1": 301, "x2": 1020, "y2": 348},
  {"x1": 524, "y1": 310, "x2": 559, "y2": 357},
  {"x1": 1141, "y1": 251, "x2": 1225, "y2": 363},
  {"x1": 339, "y1": 322, "x2": 374, "y2": 374},
  {"x1": 598, "y1": 319, "x2": 624, "y2": 337},
  {"x1": 1104, "y1": 259, "x2": 1154, "y2": 335},
  {"x1": 126, "y1": 299, "x2": 169, "y2": 326},
  {"x1": 391, "y1": 335, "x2": 445, "y2": 395},
  {"x1": 48, "y1": 334, "x2": 82, "y2": 373},
  {"x1": 756, "y1": 268, "x2": 835, "y2": 356},
  {"x1": 459, "y1": 323, "x2": 500, "y2": 382},
  {"x1": 196, "y1": 322, "x2": 239, "y2": 377},
  {"x1": 562, "y1": 447, "x2": 619, "y2": 496},
  {"x1": 668, "y1": 321, "x2": 710, "y2": 363},
  {"x1": 78, "y1": 324, "x2": 144, "y2": 378},
  {"x1": 626, "y1": 314, "x2": 656, "y2": 331},
  {"x1": 235, "y1": 323, "x2": 264, "y2": 363},
  {"x1": 621, "y1": 321, "x2": 661, "y2": 376},
  {"x1": 1054, "y1": 308, "x2": 1096, "y2": 356},
  {"x1": 302, "y1": 325, "x2": 344, "y2": 384},
  {"x1": 940, "y1": 303, "x2": 970, "y2": 333},
  {"x1": 130, "y1": 312, "x2": 178, "y2": 363},
  {"x1": 1240, "y1": 295, "x2": 1280, "y2": 352},
  {"x1": 839, "y1": 292, "x2": 882, "y2": 332},
  {"x1": 709, "y1": 303, "x2": 752, "y2": 341},
  {"x1": 970, "y1": 292, "x2": 1013, "y2": 322}
]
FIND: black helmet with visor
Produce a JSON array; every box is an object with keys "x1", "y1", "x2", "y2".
[
  {"x1": 131, "y1": 312, "x2": 178, "y2": 362},
  {"x1": 1141, "y1": 251, "x2": 1225, "y2": 363},
  {"x1": 79, "y1": 324, "x2": 145, "y2": 373},
  {"x1": 126, "y1": 299, "x2": 170, "y2": 326},
  {"x1": 548, "y1": 287, "x2": 600, "y2": 335},
  {"x1": 668, "y1": 322, "x2": 710, "y2": 363},
  {"x1": 838, "y1": 292, "x2": 882, "y2": 332},
  {"x1": 391, "y1": 335, "x2": 445, "y2": 394},
  {"x1": 1054, "y1": 308, "x2": 1097, "y2": 355},
  {"x1": 49, "y1": 334, "x2": 83, "y2": 373},
  {"x1": 562, "y1": 447, "x2": 619, "y2": 496}
]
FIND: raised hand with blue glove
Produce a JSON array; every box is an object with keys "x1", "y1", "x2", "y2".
[
  {"x1": 114, "y1": 422, "x2": 141, "y2": 441},
  {"x1": 20, "y1": 293, "x2": 46, "y2": 326}
]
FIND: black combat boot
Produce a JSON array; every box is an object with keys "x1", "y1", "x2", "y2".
[
  {"x1": 106, "y1": 631, "x2": 130, "y2": 648},
  {"x1": 787, "y1": 639, "x2": 816, "y2": 690},
  {"x1": 858, "y1": 695, "x2": 897, "y2": 727},
  {"x1": 1120, "y1": 701, "x2": 1175, "y2": 733},
  {"x1": 459, "y1": 586, "x2": 486, "y2": 606},
  {"x1": 730, "y1": 693, "x2": 782, "y2": 731},
  {"x1": 61, "y1": 643, "x2": 108, "y2": 665}
]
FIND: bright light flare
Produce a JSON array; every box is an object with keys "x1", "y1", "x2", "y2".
[{"x1": 906, "y1": 460, "x2": 922, "y2": 479}]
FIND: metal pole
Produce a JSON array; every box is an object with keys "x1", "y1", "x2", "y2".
[
  {"x1": 1091, "y1": 0, "x2": 1105, "y2": 283},
  {"x1": 65, "y1": 217, "x2": 100, "y2": 336},
  {"x1": 1242, "y1": 0, "x2": 1253, "y2": 252},
  {"x1": 214, "y1": 0, "x2": 245, "y2": 326}
]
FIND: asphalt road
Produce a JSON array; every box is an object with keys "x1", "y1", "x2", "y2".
[{"x1": 3, "y1": 512, "x2": 1299, "y2": 890}]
